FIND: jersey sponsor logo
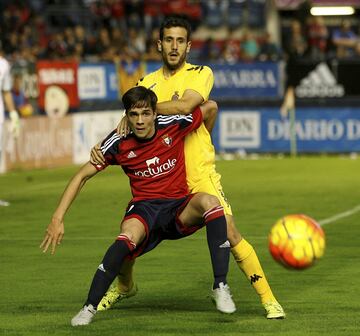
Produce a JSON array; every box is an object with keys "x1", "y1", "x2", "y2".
[
  {"x1": 134, "y1": 156, "x2": 177, "y2": 178},
  {"x1": 146, "y1": 156, "x2": 160, "y2": 166},
  {"x1": 127, "y1": 151, "x2": 137, "y2": 158},
  {"x1": 161, "y1": 134, "x2": 172, "y2": 147}
]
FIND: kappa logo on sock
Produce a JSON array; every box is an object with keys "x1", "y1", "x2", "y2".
[
  {"x1": 98, "y1": 263, "x2": 106, "y2": 273},
  {"x1": 250, "y1": 274, "x2": 263, "y2": 284},
  {"x1": 219, "y1": 240, "x2": 230, "y2": 248}
]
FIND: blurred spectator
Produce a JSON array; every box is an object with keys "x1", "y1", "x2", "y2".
[
  {"x1": 199, "y1": 37, "x2": 222, "y2": 62},
  {"x1": 117, "y1": 45, "x2": 145, "y2": 93},
  {"x1": 95, "y1": 27, "x2": 112, "y2": 56},
  {"x1": 332, "y1": 19, "x2": 358, "y2": 59},
  {"x1": 201, "y1": 0, "x2": 228, "y2": 29},
  {"x1": 144, "y1": 0, "x2": 165, "y2": 33},
  {"x1": 64, "y1": 26, "x2": 77, "y2": 54},
  {"x1": 296, "y1": 0, "x2": 311, "y2": 28},
  {"x1": 11, "y1": 73, "x2": 34, "y2": 117},
  {"x1": 110, "y1": 26, "x2": 126, "y2": 52},
  {"x1": 240, "y1": 30, "x2": 259, "y2": 62},
  {"x1": 220, "y1": 38, "x2": 241, "y2": 64},
  {"x1": 46, "y1": 32, "x2": 67, "y2": 59},
  {"x1": 125, "y1": 0, "x2": 144, "y2": 30},
  {"x1": 127, "y1": 27, "x2": 146, "y2": 59},
  {"x1": 68, "y1": 43, "x2": 85, "y2": 62},
  {"x1": 15, "y1": 45, "x2": 36, "y2": 66},
  {"x1": 143, "y1": 41, "x2": 161, "y2": 62},
  {"x1": 90, "y1": 0, "x2": 114, "y2": 29},
  {"x1": 258, "y1": 32, "x2": 282, "y2": 61},
  {"x1": 74, "y1": 24, "x2": 93, "y2": 55},
  {"x1": 248, "y1": 0, "x2": 266, "y2": 29},
  {"x1": 110, "y1": 0, "x2": 126, "y2": 30},
  {"x1": 2, "y1": 32, "x2": 20, "y2": 56},
  {"x1": 162, "y1": 0, "x2": 202, "y2": 30},
  {"x1": 143, "y1": 28, "x2": 161, "y2": 62},
  {"x1": 227, "y1": 0, "x2": 245, "y2": 30},
  {"x1": 307, "y1": 16, "x2": 328, "y2": 60},
  {"x1": 29, "y1": 14, "x2": 49, "y2": 54},
  {"x1": 284, "y1": 20, "x2": 307, "y2": 58}
]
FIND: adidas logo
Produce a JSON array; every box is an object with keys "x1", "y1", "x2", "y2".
[
  {"x1": 98, "y1": 263, "x2": 106, "y2": 272},
  {"x1": 219, "y1": 240, "x2": 230, "y2": 248},
  {"x1": 295, "y1": 62, "x2": 344, "y2": 98},
  {"x1": 127, "y1": 151, "x2": 137, "y2": 158}
]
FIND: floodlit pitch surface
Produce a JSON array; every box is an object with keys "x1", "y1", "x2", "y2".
[{"x1": 1, "y1": 157, "x2": 359, "y2": 335}]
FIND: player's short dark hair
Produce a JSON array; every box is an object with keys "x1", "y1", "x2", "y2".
[
  {"x1": 159, "y1": 14, "x2": 192, "y2": 41},
  {"x1": 123, "y1": 86, "x2": 157, "y2": 113}
]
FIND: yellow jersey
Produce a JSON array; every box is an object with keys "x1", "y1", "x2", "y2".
[{"x1": 137, "y1": 62, "x2": 216, "y2": 189}]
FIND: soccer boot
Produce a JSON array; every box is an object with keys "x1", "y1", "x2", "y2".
[
  {"x1": 263, "y1": 301, "x2": 286, "y2": 319},
  {"x1": 211, "y1": 282, "x2": 236, "y2": 314},
  {"x1": 97, "y1": 283, "x2": 138, "y2": 311},
  {"x1": 71, "y1": 304, "x2": 96, "y2": 326}
]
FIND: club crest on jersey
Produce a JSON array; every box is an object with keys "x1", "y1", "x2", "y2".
[{"x1": 161, "y1": 134, "x2": 172, "y2": 147}]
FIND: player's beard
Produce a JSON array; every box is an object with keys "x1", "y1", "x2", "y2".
[{"x1": 162, "y1": 51, "x2": 187, "y2": 71}]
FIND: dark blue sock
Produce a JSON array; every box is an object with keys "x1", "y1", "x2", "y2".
[
  {"x1": 204, "y1": 206, "x2": 230, "y2": 289},
  {"x1": 86, "y1": 238, "x2": 135, "y2": 307}
]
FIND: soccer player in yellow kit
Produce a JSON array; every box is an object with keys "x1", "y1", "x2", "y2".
[{"x1": 93, "y1": 15, "x2": 285, "y2": 319}]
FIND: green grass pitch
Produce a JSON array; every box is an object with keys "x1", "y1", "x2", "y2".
[{"x1": 1, "y1": 157, "x2": 359, "y2": 335}]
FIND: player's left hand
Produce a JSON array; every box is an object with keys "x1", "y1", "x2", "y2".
[
  {"x1": 9, "y1": 110, "x2": 20, "y2": 138},
  {"x1": 90, "y1": 142, "x2": 105, "y2": 166},
  {"x1": 116, "y1": 115, "x2": 130, "y2": 137},
  {"x1": 40, "y1": 217, "x2": 64, "y2": 254}
]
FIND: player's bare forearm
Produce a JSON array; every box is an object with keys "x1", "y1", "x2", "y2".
[
  {"x1": 156, "y1": 89, "x2": 204, "y2": 115},
  {"x1": 40, "y1": 162, "x2": 98, "y2": 254},
  {"x1": 200, "y1": 100, "x2": 218, "y2": 133}
]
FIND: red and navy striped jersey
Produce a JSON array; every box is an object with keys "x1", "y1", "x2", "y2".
[{"x1": 94, "y1": 108, "x2": 202, "y2": 201}]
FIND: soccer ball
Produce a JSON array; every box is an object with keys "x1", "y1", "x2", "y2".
[{"x1": 268, "y1": 214, "x2": 325, "y2": 269}]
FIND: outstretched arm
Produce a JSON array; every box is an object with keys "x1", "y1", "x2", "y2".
[{"x1": 40, "y1": 162, "x2": 98, "y2": 254}]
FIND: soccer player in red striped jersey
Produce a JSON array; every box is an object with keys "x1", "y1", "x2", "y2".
[
  {"x1": 92, "y1": 15, "x2": 285, "y2": 319},
  {"x1": 40, "y1": 86, "x2": 234, "y2": 326}
]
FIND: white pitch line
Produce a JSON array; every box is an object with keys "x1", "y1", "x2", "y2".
[{"x1": 318, "y1": 204, "x2": 360, "y2": 226}]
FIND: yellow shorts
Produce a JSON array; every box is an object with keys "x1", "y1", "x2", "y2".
[{"x1": 189, "y1": 171, "x2": 233, "y2": 216}]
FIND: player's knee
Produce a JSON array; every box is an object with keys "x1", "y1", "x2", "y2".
[
  {"x1": 200, "y1": 193, "x2": 221, "y2": 211},
  {"x1": 120, "y1": 220, "x2": 146, "y2": 245}
]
